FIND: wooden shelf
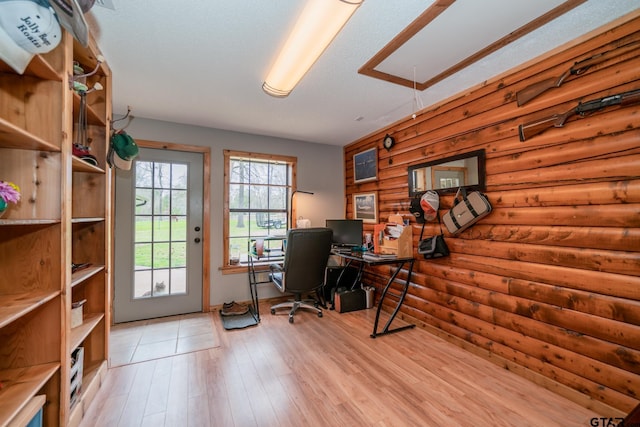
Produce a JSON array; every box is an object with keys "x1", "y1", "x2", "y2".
[
  {"x1": 0, "y1": 219, "x2": 60, "y2": 227},
  {"x1": 8, "y1": 394, "x2": 46, "y2": 427},
  {"x1": 0, "y1": 118, "x2": 60, "y2": 152},
  {"x1": 70, "y1": 313, "x2": 104, "y2": 351},
  {"x1": 1, "y1": 30, "x2": 111, "y2": 427},
  {"x1": 71, "y1": 265, "x2": 105, "y2": 288},
  {"x1": 68, "y1": 360, "x2": 106, "y2": 426},
  {"x1": 72, "y1": 155, "x2": 106, "y2": 174},
  {"x1": 0, "y1": 291, "x2": 61, "y2": 329},
  {"x1": 71, "y1": 217, "x2": 105, "y2": 224},
  {"x1": 0, "y1": 363, "x2": 59, "y2": 427},
  {"x1": 0, "y1": 55, "x2": 62, "y2": 81},
  {"x1": 72, "y1": 93, "x2": 106, "y2": 127}
]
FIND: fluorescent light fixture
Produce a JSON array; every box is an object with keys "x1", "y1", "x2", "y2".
[{"x1": 262, "y1": 0, "x2": 363, "y2": 98}]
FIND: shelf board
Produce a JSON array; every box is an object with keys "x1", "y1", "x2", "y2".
[
  {"x1": 0, "y1": 118, "x2": 60, "y2": 152},
  {"x1": 0, "y1": 363, "x2": 59, "y2": 427},
  {"x1": 70, "y1": 313, "x2": 104, "y2": 351},
  {"x1": 0, "y1": 219, "x2": 60, "y2": 227},
  {"x1": 71, "y1": 265, "x2": 105, "y2": 288},
  {"x1": 0, "y1": 291, "x2": 61, "y2": 329},
  {"x1": 0, "y1": 55, "x2": 62, "y2": 81},
  {"x1": 73, "y1": 39, "x2": 107, "y2": 75},
  {"x1": 7, "y1": 394, "x2": 46, "y2": 427},
  {"x1": 72, "y1": 155, "x2": 106, "y2": 173},
  {"x1": 71, "y1": 217, "x2": 105, "y2": 224}
]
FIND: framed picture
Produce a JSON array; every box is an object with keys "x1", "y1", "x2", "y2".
[
  {"x1": 353, "y1": 192, "x2": 377, "y2": 223},
  {"x1": 353, "y1": 147, "x2": 377, "y2": 183}
]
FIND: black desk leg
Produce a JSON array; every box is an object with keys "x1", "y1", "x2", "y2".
[{"x1": 370, "y1": 260, "x2": 416, "y2": 338}]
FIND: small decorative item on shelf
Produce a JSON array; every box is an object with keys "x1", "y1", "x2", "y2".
[
  {"x1": 71, "y1": 299, "x2": 86, "y2": 328},
  {"x1": 0, "y1": 180, "x2": 21, "y2": 217}
]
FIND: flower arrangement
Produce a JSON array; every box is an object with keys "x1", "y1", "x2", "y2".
[{"x1": 0, "y1": 181, "x2": 21, "y2": 211}]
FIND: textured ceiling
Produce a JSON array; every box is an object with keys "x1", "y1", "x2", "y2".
[{"x1": 86, "y1": 1, "x2": 640, "y2": 146}]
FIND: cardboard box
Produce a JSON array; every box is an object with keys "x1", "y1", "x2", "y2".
[
  {"x1": 373, "y1": 220, "x2": 412, "y2": 258},
  {"x1": 71, "y1": 306, "x2": 83, "y2": 328}
]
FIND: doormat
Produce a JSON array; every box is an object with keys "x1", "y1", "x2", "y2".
[{"x1": 220, "y1": 306, "x2": 259, "y2": 330}]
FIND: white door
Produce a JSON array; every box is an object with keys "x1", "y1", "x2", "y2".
[{"x1": 114, "y1": 147, "x2": 203, "y2": 323}]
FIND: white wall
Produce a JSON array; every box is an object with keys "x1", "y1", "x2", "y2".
[{"x1": 116, "y1": 117, "x2": 345, "y2": 306}]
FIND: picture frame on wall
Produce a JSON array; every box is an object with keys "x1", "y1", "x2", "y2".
[
  {"x1": 353, "y1": 192, "x2": 377, "y2": 223},
  {"x1": 353, "y1": 147, "x2": 377, "y2": 183}
]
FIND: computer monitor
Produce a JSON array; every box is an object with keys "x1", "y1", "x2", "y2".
[{"x1": 325, "y1": 219, "x2": 363, "y2": 248}]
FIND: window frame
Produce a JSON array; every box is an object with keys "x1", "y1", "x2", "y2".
[{"x1": 222, "y1": 149, "x2": 298, "y2": 273}]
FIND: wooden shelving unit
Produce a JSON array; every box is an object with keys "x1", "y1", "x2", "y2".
[{"x1": 0, "y1": 29, "x2": 112, "y2": 427}]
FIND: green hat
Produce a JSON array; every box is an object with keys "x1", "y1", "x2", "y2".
[{"x1": 109, "y1": 131, "x2": 138, "y2": 170}]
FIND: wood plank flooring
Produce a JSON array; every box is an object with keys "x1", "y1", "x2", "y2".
[{"x1": 80, "y1": 301, "x2": 601, "y2": 426}]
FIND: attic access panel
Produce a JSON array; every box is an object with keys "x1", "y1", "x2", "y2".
[{"x1": 359, "y1": 0, "x2": 586, "y2": 90}]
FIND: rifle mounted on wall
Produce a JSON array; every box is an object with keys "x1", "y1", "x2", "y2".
[
  {"x1": 518, "y1": 88, "x2": 640, "y2": 142},
  {"x1": 516, "y1": 40, "x2": 640, "y2": 106}
]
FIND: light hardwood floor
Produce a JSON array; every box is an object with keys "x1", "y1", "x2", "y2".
[{"x1": 81, "y1": 301, "x2": 601, "y2": 426}]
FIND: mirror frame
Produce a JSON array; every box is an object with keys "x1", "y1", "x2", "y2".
[{"x1": 407, "y1": 149, "x2": 486, "y2": 196}]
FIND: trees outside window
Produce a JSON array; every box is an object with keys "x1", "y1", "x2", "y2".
[{"x1": 223, "y1": 150, "x2": 297, "y2": 269}]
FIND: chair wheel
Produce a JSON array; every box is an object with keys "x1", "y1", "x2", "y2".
[
  {"x1": 289, "y1": 316, "x2": 294, "y2": 324},
  {"x1": 318, "y1": 311, "x2": 323, "y2": 318},
  {"x1": 271, "y1": 309, "x2": 275, "y2": 315}
]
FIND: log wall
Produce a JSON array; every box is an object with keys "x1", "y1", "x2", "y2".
[{"x1": 343, "y1": 12, "x2": 640, "y2": 416}]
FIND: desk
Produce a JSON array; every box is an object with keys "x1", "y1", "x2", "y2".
[{"x1": 331, "y1": 250, "x2": 415, "y2": 338}]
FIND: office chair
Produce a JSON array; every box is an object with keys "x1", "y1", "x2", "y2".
[{"x1": 269, "y1": 227, "x2": 333, "y2": 323}]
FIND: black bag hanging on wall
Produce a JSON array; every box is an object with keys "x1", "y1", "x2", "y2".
[
  {"x1": 418, "y1": 234, "x2": 449, "y2": 259},
  {"x1": 416, "y1": 194, "x2": 450, "y2": 259}
]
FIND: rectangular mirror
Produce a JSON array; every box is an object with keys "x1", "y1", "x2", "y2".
[{"x1": 408, "y1": 149, "x2": 486, "y2": 196}]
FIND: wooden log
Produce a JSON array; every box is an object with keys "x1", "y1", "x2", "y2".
[
  {"x1": 416, "y1": 261, "x2": 640, "y2": 326},
  {"x1": 488, "y1": 129, "x2": 640, "y2": 175},
  {"x1": 413, "y1": 275, "x2": 640, "y2": 363},
  {"x1": 487, "y1": 154, "x2": 640, "y2": 190},
  {"x1": 487, "y1": 180, "x2": 640, "y2": 208},
  {"x1": 350, "y1": 100, "x2": 640, "y2": 181},
  {"x1": 399, "y1": 303, "x2": 640, "y2": 414},
  {"x1": 403, "y1": 289, "x2": 639, "y2": 399},
  {"x1": 342, "y1": 15, "x2": 640, "y2": 414},
  {"x1": 461, "y1": 224, "x2": 640, "y2": 252},
  {"x1": 447, "y1": 238, "x2": 640, "y2": 277},
  {"x1": 506, "y1": 277, "x2": 640, "y2": 326},
  {"x1": 446, "y1": 253, "x2": 640, "y2": 301},
  {"x1": 474, "y1": 204, "x2": 640, "y2": 228}
]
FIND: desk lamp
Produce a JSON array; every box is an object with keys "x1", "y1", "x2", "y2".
[{"x1": 289, "y1": 190, "x2": 314, "y2": 229}]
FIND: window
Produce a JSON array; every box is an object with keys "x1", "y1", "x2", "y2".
[{"x1": 223, "y1": 150, "x2": 297, "y2": 270}]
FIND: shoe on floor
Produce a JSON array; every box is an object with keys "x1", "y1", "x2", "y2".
[
  {"x1": 221, "y1": 302, "x2": 249, "y2": 316},
  {"x1": 222, "y1": 301, "x2": 235, "y2": 309}
]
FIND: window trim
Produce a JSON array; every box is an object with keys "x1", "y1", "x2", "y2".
[{"x1": 222, "y1": 149, "x2": 298, "y2": 273}]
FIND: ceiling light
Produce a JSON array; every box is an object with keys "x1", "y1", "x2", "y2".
[{"x1": 262, "y1": 0, "x2": 363, "y2": 98}]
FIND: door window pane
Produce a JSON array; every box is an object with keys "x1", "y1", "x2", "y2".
[{"x1": 133, "y1": 160, "x2": 189, "y2": 299}]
